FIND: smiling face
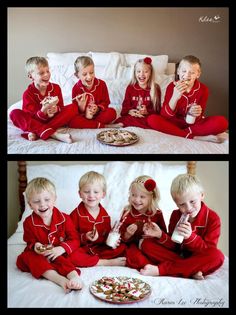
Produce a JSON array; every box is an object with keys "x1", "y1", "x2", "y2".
[
  {"x1": 177, "y1": 61, "x2": 201, "y2": 87},
  {"x1": 79, "y1": 181, "x2": 105, "y2": 211},
  {"x1": 173, "y1": 190, "x2": 204, "y2": 220},
  {"x1": 135, "y1": 63, "x2": 151, "y2": 88},
  {"x1": 29, "y1": 64, "x2": 51, "y2": 90},
  {"x1": 129, "y1": 185, "x2": 152, "y2": 213},
  {"x1": 28, "y1": 189, "x2": 56, "y2": 222},
  {"x1": 77, "y1": 64, "x2": 95, "y2": 90}
]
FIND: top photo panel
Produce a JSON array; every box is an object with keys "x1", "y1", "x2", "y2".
[{"x1": 7, "y1": 7, "x2": 229, "y2": 154}]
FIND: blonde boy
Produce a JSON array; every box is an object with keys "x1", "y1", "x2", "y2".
[
  {"x1": 10, "y1": 56, "x2": 77, "y2": 143},
  {"x1": 140, "y1": 174, "x2": 224, "y2": 279},
  {"x1": 16, "y1": 177, "x2": 83, "y2": 293}
]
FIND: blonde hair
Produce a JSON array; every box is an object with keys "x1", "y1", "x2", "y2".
[
  {"x1": 74, "y1": 56, "x2": 94, "y2": 74},
  {"x1": 25, "y1": 57, "x2": 49, "y2": 75},
  {"x1": 130, "y1": 59, "x2": 159, "y2": 111},
  {"x1": 127, "y1": 175, "x2": 160, "y2": 213},
  {"x1": 171, "y1": 174, "x2": 204, "y2": 199},
  {"x1": 79, "y1": 171, "x2": 106, "y2": 193},
  {"x1": 25, "y1": 177, "x2": 56, "y2": 202}
]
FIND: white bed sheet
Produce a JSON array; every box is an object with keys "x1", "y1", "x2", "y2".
[
  {"x1": 7, "y1": 102, "x2": 228, "y2": 154},
  {"x1": 7, "y1": 239, "x2": 229, "y2": 308}
]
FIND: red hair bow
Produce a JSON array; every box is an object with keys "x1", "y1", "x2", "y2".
[
  {"x1": 144, "y1": 57, "x2": 152, "y2": 65},
  {"x1": 144, "y1": 179, "x2": 156, "y2": 191}
]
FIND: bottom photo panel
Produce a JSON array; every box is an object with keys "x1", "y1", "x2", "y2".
[{"x1": 7, "y1": 160, "x2": 229, "y2": 308}]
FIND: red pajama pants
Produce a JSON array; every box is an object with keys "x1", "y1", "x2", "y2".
[
  {"x1": 69, "y1": 243, "x2": 126, "y2": 267},
  {"x1": 68, "y1": 108, "x2": 117, "y2": 129},
  {"x1": 147, "y1": 115, "x2": 228, "y2": 139},
  {"x1": 16, "y1": 250, "x2": 81, "y2": 279},
  {"x1": 141, "y1": 239, "x2": 224, "y2": 278},
  {"x1": 10, "y1": 104, "x2": 78, "y2": 140},
  {"x1": 124, "y1": 243, "x2": 152, "y2": 269}
]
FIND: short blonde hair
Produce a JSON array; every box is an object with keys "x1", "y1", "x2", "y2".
[
  {"x1": 74, "y1": 56, "x2": 94, "y2": 73},
  {"x1": 79, "y1": 171, "x2": 106, "y2": 193},
  {"x1": 127, "y1": 175, "x2": 160, "y2": 213},
  {"x1": 25, "y1": 177, "x2": 56, "y2": 202},
  {"x1": 171, "y1": 174, "x2": 204, "y2": 199},
  {"x1": 25, "y1": 56, "x2": 49, "y2": 75}
]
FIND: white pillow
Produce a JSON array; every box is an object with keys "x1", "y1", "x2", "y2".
[
  {"x1": 156, "y1": 74, "x2": 175, "y2": 105},
  {"x1": 124, "y1": 53, "x2": 169, "y2": 77}
]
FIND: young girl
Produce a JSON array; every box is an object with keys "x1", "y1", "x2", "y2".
[
  {"x1": 147, "y1": 55, "x2": 228, "y2": 143},
  {"x1": 10, "y1": 56, "x2": 77, "y2": 143},
  {"x1": 139, "y1": 174, "x2": 225, "y2": 279},
  {"x1": 111, "y1": 57, "x2": 161, "y2": 129},
  {"x1": 118, "y1": 175, "x2": 167, "y2": 269},
  {"x1": 16, "y1": 177, "x2": 83, "y2": 293},
  {"x1": 68, "y1": 56, "x2": 117, "y2": 129},
  {"x1": 70, "y1": 171, "x2": 126, "y2": 266}
]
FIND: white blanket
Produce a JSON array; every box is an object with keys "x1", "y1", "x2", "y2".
[{"x1": 7, "y1": 102, "x2": 228, "y2": 154}]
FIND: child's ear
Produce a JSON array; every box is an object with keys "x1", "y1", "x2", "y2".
[
  {"x1": 102, "y1": 191, "x2": 106, "y2": 199},
  {"x1": 78, "y1": 190, "x2": 82, "y2": 198},
  {"x1": 28, "y1": 73, "x2": 33, "y2": 80},
  {"x1": 201, "y1": 192, "x2": 205, "y2": 200}
]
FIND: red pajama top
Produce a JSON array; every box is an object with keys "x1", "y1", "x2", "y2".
[
  {"x1": 22, "y1": 207, "x2": 80, "y2": 255},
  {"x1": 72, "y1": 78, "x2": 110, "y2": 112},
  {"x1": 161, "y1": 80, "x2": 209, "y2": 122},
  {"x1": 154, "y1": 202, "x2": 221, "y2": 253},
  {"x1": 119, "y1": 206, "x2": 167, "y2": 243},
  {"x1": 120, "y1": 83, "x2": 161, "y2": 116},
  {"x1": 22, "y1": 82, "x2": 64, "y2": 122},
  {"x1": 70, "y1": 202, "x2": 111, "y2": 245}
]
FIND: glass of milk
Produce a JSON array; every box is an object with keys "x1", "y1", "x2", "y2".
[
  {"x1": 171, "y1": 213, "x2": 189, "y2": 244},
  {"x1": 185, "y1": 99, "x2": 197, "y2": 124}
]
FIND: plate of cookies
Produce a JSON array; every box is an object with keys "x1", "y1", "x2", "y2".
[
  {"x1": 97, "y1": 130, "x2": 139, "y2": 146},
  {"x1": 90, "y1": 276, "x2": 151, "y2": 304}
]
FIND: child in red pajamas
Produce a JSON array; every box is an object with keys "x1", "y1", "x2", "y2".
[
  {"x1": 118, "y1": 175, "x2": 167, "y2": 270},
  {"x1": 69, "y1": 56, "x2": 117, "y2": 129},
  {"x1": 16, "y1": 177, "x2": 83, "y2": 293},
  {"x1": 147, "y1": 55, "x2": 228, "y2": 143},
  {"x1": 70, "y1": 171, "x2": 126, "y2": 266},
  {"x1": 140, "y1": 173, "x2": 225, "y2": 279},
  {"x1": 111, "y1": 57, "x2": 161, "y2": 129},
  {"x1": 10, "y1": 57, "x2": 78, "y2": 143}
]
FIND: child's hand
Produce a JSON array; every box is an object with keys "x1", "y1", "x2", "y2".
[
  {"x1": 86, "y1": 228, "x2": 99, "y2": 242},
  {"x1": 76, "y1": 93, "x2": 88, "y2": 112},
  {"x1": 143, "y1": 222, "x2": 162, "y2": 239},
  {"x1": 173, "y1": 80, "x2": 189, "y2": 99},
  {"x1": 47, "y1": 104, "x2": 58, "y2": 117},
  {"x1": 126, "y1": 223, "x2": 138, "y2": 236},
  {"x1": 128, "y1": 109, "x2": 144, "y2": 118},
  {"x1": 177, "y1": 221, "x2": 192, "y2": 239},
  {"x1": 44, "y1": 246, "x2": 65, "y2": 261},
  {"x1": 85, "y1": 103, "x2": 98, "y2": 119},
  {"x1": 138, "y1": 105, "x2": 148, "y2": 116},
  {"x1": 34, "y1": 242, "x2": 44, "y2": 254},
  {"x1": 188, "y1": 104, "x2": 202, "y2": 117}
]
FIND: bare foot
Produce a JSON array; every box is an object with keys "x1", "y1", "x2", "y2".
[
  {"x1": 21, "y1": 132, "x2": 37, "y2": 141},
  {"x1": 28, "y1": 132, "x2": 37, "y2": 141},
  {"x1": 97, "y1": 257, "x2": 126, "y2": 266},
  {"x1": 140, "y1": 264, "x2": 159, "y2": 276},
  {"x1": 51, "y1": 131, "x2": 73, "y2": 144},
  {"x1": 66, "y1": 277, "x2": 83, "y2": 290},
  {"x1": 104, "y1": 123, "x2": 124, "y2": 128},
  {"x1": 194, "y1": 132, "x2": 228, "y2": 143},
  {"x1": 192, "y1": 271, "x2": 204, "y2": 280}
]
